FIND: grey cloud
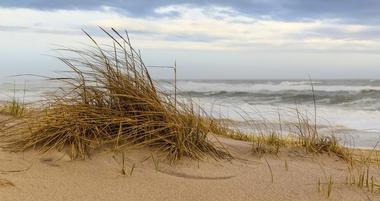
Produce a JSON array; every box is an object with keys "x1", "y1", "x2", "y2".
[
  {"x1": 163, "y1": 33, "x2": 225, "y2": 43},
  {"x1": 1, "y1": 0, "x2": 380, "y2": 24},
  {"x1": 0, "y1": 25, "x2": 81, "y2": 35},
  {"x1": 296, "y1": 26, "x2": 380, "y2": 40}
]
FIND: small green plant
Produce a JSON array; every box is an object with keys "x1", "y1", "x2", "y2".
[
  {"x1": 327, "y1": 176, "x2": 333, "y2": 198},
  {"x1": 129, "y1": 163, "x2": 136, "y2": 176},
  {"x1": 345, "y1": 141, "x2": 380, "y2": 194},
  {"x1": 252, "y1": 133, "x2": 285, "y2": 155},
  {"x1": 0, "y1": 97, "x2": 26, "y2": 118},
  {"x1": 121, "y1": 152, "x2": 126, "y2": 175},
  {"x1": 0, "y1": 81, "x2": 27, "y2": 118},
  {"x1": 316, "y1": 176, "x2": 334, "y2": 198},
  {"x1": 284, "y1": 160, "x2": 288, "y2": 171},
  {"x1": 346, "y1": 163, "x2": 380, "y2": 193},
  {"x1": 151, "y1": 154, "x2": 160, "y2": 171},
  {"x1": 317, "y1": 178, "x2": 322, "y2": 192},
  {"x1": 113, "y1": 151, "x2": 136, "y2": 176}
]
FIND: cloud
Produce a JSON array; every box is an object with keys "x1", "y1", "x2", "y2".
[
  {"x1": 93, "y1": 5, "x2": 380, "y2": 51},
  {"x1": 0, "y1": 5, "x2": 379, "y2": 52},
  {"x1": 1, "y1": 0, "x2": 380, "y2": 24}
]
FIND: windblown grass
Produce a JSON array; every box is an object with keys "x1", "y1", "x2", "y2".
[
  {"x1": 207, "y1": 106, "x2": 351, "y2": 160},
  {"x1": 0, "y1": 28, "x2": 231, "y2": 161},
  {"x1": 253, "y1": 112, "x2": 351, "y2": 159},
  {"x1": 252, "y1": 133, "x2": 286, "y2": 154},
  {"x1": 345, "y1": 141, "x2": 380, "y2": 193},
  {"x1": 203, "y1": 109, "x2": 349, "y2": 159},
  {"x1": 291, "y1": 107, "x2": 350, "y2": 159},
  {"x1": 0, "y1": 98, "x2": 25, "y2": 118},
  {"x1": 0, "y1": 81, "x2": 27, "y2": 118}
]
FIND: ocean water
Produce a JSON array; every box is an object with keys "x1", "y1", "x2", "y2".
[
  {"x1": 167, "y1": 79, "x2": 380, "y2": 148},
  {"x1": 1, "y1": 79, "x2": 380, "y2": 148}
]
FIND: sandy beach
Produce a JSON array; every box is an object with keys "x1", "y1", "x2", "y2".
[{"x1": 1, "y1": 130, "x2": 379, "y2": 201}]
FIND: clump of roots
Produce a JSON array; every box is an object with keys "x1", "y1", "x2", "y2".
[{"x1": 0, "y1": 28, "x2": 231, "y2": 161}]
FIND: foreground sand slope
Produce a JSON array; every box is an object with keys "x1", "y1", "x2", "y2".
[{"x1": 1, "y1": 136, "x2": 379, "y2": 201}]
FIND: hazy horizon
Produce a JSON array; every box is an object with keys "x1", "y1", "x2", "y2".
[{"x1": 1, "y1": 1, "x2": 380, "y2": 79}]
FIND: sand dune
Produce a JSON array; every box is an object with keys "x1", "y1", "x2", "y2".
[{"x1": 1, "y1": 135, "x2": 379, "y2": 201}]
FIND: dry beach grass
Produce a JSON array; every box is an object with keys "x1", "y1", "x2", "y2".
[{"x1": 0, "y1": 28, "x2": 230, "y2": 161}]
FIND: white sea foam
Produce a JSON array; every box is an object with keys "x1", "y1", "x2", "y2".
[{"x1": 175, "y1": 80, "x2": 380, "y2": 93}]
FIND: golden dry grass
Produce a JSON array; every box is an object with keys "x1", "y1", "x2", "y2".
[
  {"x1": 0, "y1": 28, "x2": 231, "y2": 162},
  {"x1": 0, "y1": 98, "x2": 25, "y2": 118}
]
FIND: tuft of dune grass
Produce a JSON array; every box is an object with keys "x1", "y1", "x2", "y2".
[
  {"x1": 208, "y1": 112, "x2": 352, "y2": 160},
  {"x1": 0, "y1": 28, "x2": 231, "y2": 161},
  {"x1": 0, "y1": 98, "x2": 26, "y2": 118}
]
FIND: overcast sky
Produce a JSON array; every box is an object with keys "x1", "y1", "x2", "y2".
[{"x1": 0, "y1": 0, "x2": 380, "y2": 79}]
